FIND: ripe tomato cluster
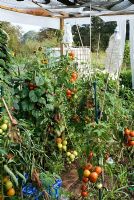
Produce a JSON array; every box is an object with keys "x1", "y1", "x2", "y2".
[
  {"x1": 70, "y1": 71, "x2": 78, "y2": 83},
  {"x1": 124, "y1": 128, "x2": 134, "y2": 147},
  {"x1": 68, "y1": 51, "x2": 75, "y2": 60},
  {"x1": 28, "y1": 82, "x2": 37, "y2": 91},
  {"x1": 66, "y1": 87, "x2": 77, "y2": 99},
  {"x1": 66, "y1": 69, "x2": 78, "y2": 99},
  {"x1": 81, "y1": 157, "x2": 102, "y2": 198}
]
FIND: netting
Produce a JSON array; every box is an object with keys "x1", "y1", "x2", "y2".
[{"x1": 47, "y1": 46, "x2": 90, "y2": 75}]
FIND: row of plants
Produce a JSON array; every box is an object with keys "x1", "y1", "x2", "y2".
[{"x1": 0, "y1": 28, "x2": 134, "y2": 200}]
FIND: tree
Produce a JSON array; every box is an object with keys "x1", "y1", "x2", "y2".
[
  {"x1": 72, "y1": 16, "x2": 116, "y2": 52},
  {"x1": 22, "y1": 31, "x2": 38, "y2": 43},
  {"x1": 0, "y1": 21, "x2": 22, "y2": 53},
  {"x1": 37, "y1": 28, "x2": 62, "y2": 44}
]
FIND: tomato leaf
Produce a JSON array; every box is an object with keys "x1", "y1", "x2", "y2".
[
  {"x1": 21, "y1": 101, "x2": 29, "y2": 111},
  {"x1": 35, "y1": 75, "x2": 45, "y2": 86},
  {"x1": 29, "y1": 90, "x2": 38, "y2": 102}
]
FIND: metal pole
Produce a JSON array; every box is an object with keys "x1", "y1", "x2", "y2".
[{"x1": 93, "y1": 81, "x2": 98, "y2": 124}]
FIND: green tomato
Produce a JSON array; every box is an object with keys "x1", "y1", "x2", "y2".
[
  {"x1": 67, "y1": 152, "x2": 71, "y2": 156},
  {"x1": 70, "y1": 154, "x2": 75, "y2": 160},
  {"x1": 63, "y1": 140, "x2": 67, "y2": 146},
  {"x1": 73, "y1": 151, "x2": 78, "y2": 156},
  {"x1": 97, "y1": 183, "x2": 103, "y2": 189},
  {"x1": 4, "y1": 119, "x2": 9, "y2": 124},
  {"x1": 57, "y1": 143, "x2": 62, "y2": 149},
  {"x1": 56, "y1": 131, "x2": 61, "y2": 137},
  {"x1": 62, "y1": 145, "x2": 67, "y2": 151},
  {"x1": 1, "y1": 124, "x2": 8, "y2": 131},
  {"x1": 0, "y1": 129, "x2": 3, "y2": 134},
  {"x1": 5, "y1": 181, "x2": 13, "y2": 190}
]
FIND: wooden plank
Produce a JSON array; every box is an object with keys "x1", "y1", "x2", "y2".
[{"x1": 0, "y1": 5, "x2": 54, "y2": 17}]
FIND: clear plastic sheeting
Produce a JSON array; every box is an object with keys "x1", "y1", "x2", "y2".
[
  {"x1": 0, "y1": 8, "x2": 60, "y2": 29},
  {"x1": 130, "y1": 19, "x2": 134, "y2": 89},
  {"x1": 104, "y1": 20, "x2": 126, "y2": 78},
  {"x1": 0, "y1": 0, "x2": 38, "y2": 9},
  {"x1": 63, "y1": 23, "x2": 73, "y2": 46},
  {"x1": 65, "y1": 17, "x2": 91, "y2": 26}
]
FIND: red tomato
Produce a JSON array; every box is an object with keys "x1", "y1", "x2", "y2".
[
  {"x1": 88, "y1": 151, "x2": 94, "y2": 160},
  {"x1": 81, "y1": 191, "x2": 88, "y2": 197},
  {"x1": 84, "y1": 163, "x2": 93, "y2": 171},
  {"x1": 70, "y1": 78, "x2": 75, "y2": 83},
  {"x1": 81, "y1": 185, "x2": 87, "y2": 191},
  {"x1": 67, "y1": 94, "x2": 72, "y2": 99},
  {"x1": 128, "y1": 140, "x2": 134, "y2": 146},
  {"x1": 94, "y1": 166, "x2": 102, "y2": 175},
  {"x1": 66, "y1": 89, "x2": 72, "y2": 96},
  {"x1": 29, "y1": 86, "x2": 34, "y2": 90},
  {"x1": 89, "y1": 172, "x2": 98, "y2": 183},
  {"x1": 124, "y1": 128, "x2": 130, "y2": 136},
  {"x1": 71, "y1": 72, "x2": 78, "y2": 80},
  {"x1": 69, "y1": 51, "x2": 75, "y2": 57},
  {"x1": 82, "y1": 177, "x2": 89, "y2": 183},
  {"x1": 130, "y1": 131, "x2": 134, "y2": 137}
]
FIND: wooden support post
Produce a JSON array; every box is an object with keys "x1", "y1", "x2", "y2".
[{"x1": 60, "y1": 18, "x2": 64, "y2": 56}]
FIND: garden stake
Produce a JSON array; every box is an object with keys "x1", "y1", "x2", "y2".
[
  {"x1": 93, "y1": 81, "x2": 98, "y2": 124},
  {"x1": 0, "y1": 86, "x2": 3, "y2": 114},
  {"x1": 1, "y1": 97, "x2": 18, "y2": 125},
  {"x1": 99, "y1": 188, "x2": 102, "y2": 200}
]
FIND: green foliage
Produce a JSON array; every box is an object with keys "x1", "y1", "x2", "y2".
[
  {"x1": 0, "y1": 27, "x2": 134, "y2": 200},
  {"x1": 0, "y1": 21, "x2": 22, "y2": 52},
  {"x1": 120, "y1": 70, "x2": 132, "y2": 89},
  {"x1": 123, "y1": 41, "x2": 130, "y2": 67},
  {"x1": 72, "y1": 16, "x2": 116, "y2": 51},
  {"x1": 0, "y1": 28, "x2": 13, "y2": 79}
]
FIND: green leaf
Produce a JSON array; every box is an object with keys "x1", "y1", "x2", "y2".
[
  {"x1": 46, "y1": 104, "x2": 54, "y2": 111},
  {"x1": 21, "y1": 101, "x2": 29, "y2": 111},
  {"x1": 35, "y1": 75, "x2": 45, "y2": 86},
  {"x1": 46, "y1": 94, "x2": 54, "y2": 103},
  {"x1": 0, "y1": 148, "x2": 7, "y2": 155},
  {"x1": 28, "y1": 103, "x2": 34, "y2": 111},
  {"x1": 29, "y1": 90, "x2": 38, "y2": 102},
  {"x1": 13, "y1": 101, "x2": 19, "y2": 110},
  {"x1": 0, "y1": 58, "x2": 5, "y2": 67},
  {"x1": 38, "y1": 97, "x2": 46, "y2": 105},
  {"x1": 21, "y1": 88, "x2": 29, "y2": 98}
]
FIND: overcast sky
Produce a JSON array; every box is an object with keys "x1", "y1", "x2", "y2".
[{"x1": 13, "y1": 23, "x2": 41, "y2": 33}]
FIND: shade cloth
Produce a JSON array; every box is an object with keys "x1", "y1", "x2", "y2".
[
  {"x1": 0, "y1": 8, "x2": 60, "y2": 29},
  {"x1": 104, "y1": 17, "x2": 126, "y2": 77},
  {"x1": 130, "y1": 19, "x2": 134, "y2": 89}
]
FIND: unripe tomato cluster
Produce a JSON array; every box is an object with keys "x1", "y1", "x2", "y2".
[
  {"x1": 56, "y1": 138, "x2": 67, "y2": 152},
  {"x1": 66, "y1": 150, "x2": 78, "y2": 163},
  {"x1": 0, "y1": 116, "x2": 9, "y2": 137},
  {"x1": 3, "y1": 176, "x2": 15, "y2": 197},
  {"x1": 81, "y1": 162, "x2": 102, "y2": 198},
  {"x1": 124, "y1": 128, "x2": 134, "y2": 147},
  {"x1": 56, "y1": 137, "x2": 78, "y2": 163}
]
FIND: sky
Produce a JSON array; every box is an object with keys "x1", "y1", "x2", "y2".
[{"x1": 13, "y1": 23, "x2": 41, "y2": 33}]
